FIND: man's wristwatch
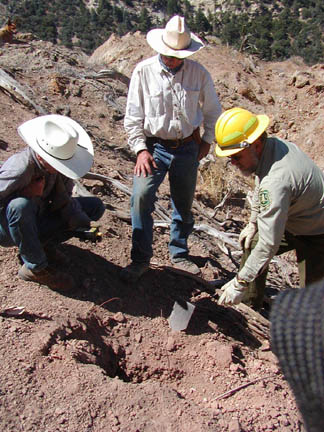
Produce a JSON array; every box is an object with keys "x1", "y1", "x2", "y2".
[
  {"x1": 236, "y1": 278, "x2": 249, "y2": 290},
  {"x1": 237, "y1": 279, "x2": 248, "y2": 285}
]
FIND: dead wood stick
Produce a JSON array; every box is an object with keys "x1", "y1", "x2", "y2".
[
  {"x1": 84, "y1": 69, "x2": 130, "y2": 87},
  {"x1": 84, "y1": 172, "x2": 171, "y2": 222},
  {"x1": 84, "y1": 172, "x2": 131, "y2": 195},
  {"x1": 235, "y1": 302, "x2": 270, "y2": 327},
  {"x1": 211, "y1": 375, "x2": 276, "y2": 401},
  {"x1": 154, "y1": 221, "x2": 239, "y2": 250},
  {"x1": 0, "y1": 68, "x2": 47, "y2": 114},
  {"x1": 194, "y1": 224, "x2": 240, "y2": 249},
  {"x1": 210, "y1": 191, "x2": 231, "y2": 217}
]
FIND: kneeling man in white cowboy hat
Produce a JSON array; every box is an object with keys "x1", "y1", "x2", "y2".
[
  {"x1": 0, "y1": 114, "x2": 105, "y2": 291},
  {"x1": 122, "y1": 15, "x2": 222, "y2": 282}
]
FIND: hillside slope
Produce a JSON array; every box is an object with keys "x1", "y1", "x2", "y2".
[
  {"x1": 89, "y1": 31, "x2": 324, "y2": 168},
  {"x1": 0, "y1": 30, "x2": 322, "y2": 431},
  {"x1": 1, "y1": 0, "x2": 324, "y2": 64}
]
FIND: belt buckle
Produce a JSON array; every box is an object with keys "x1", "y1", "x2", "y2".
[{"x1": 170, "y1": 139, "x2": 182, "y2": 149}]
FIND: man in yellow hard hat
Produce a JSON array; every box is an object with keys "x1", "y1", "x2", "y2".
[{"x1": 215, "y1": 107, "x2": 324, "y2": 310}]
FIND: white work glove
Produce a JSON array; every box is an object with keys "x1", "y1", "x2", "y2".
[
  {"x1": 239, "y1": 222, "x2": 257, "y2": 249},
  {"x1": 218, "y1": 277, "x2": 248, "y2": 306}
]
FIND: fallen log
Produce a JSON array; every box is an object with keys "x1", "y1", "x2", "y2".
[
  {"x1": 154, "y1": 221, "x2": 239, "y2": 250},
  {"x1": 0, "y1": 68, "x2": 47, "y2": 114},
  {"x1": 83, "y1": 172, "x2": 171, "y2": 222},
  {"x1": 84, "y1": 69, "x2": 130, "y2": 87}
]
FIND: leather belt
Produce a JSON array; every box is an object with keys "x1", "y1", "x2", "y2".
[{"x1": 147, "y1": 133, "x2": 194, "y2": 149}]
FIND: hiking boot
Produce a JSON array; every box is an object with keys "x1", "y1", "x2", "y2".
[
  {"x1": 18, "y1": 264, "x2": 75, "y2": 292},
  {"x1": 44, "y1": 246, "x2": 70, "y2": 266},
  {"x1": 171, "y1": 258, "x2": 201, "y2": 275},
  {"x1": 120, "y1": 262, "x2": 149, "y2": 283}
]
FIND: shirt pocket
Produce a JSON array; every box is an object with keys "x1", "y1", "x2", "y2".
[
  {"x1": 144, "y1": 87, "x2": 164, "y2": 118},
  {"x1": 182, "y1": 87, "x2": 200, "y2": 123}
]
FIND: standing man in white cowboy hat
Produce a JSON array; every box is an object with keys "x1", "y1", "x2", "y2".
[
  {"x1": 122, "y1": 15, "x2": 222, "y2": 282},
  {"x1": 0, "y1": 114, "x2": 105, "y2": 291},
  {"x1": 214, "y1": 107, "x2": 324, "y2": 310}
]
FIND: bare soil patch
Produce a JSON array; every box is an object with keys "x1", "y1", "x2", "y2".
[{"x1": 0, "y1": 33, "x2": 317, "y2": 431}]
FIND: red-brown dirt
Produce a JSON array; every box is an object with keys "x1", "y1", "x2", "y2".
[{"x1": 0, "y1": 31, "x2": 320, "y2": 431}]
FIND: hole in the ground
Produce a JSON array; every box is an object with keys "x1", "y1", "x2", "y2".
[
  {"x1": 43, "y1": 314, "x2": 128, "y2": 381},
  {"x1": 42, "y1": 314, "x2": 184, "y2": 384}
]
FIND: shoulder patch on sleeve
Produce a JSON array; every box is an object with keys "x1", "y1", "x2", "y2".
[{"x1": 259, "y1": 189, "x2": 271, "y2": 211}]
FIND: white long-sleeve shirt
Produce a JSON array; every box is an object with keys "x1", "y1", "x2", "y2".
[
  {"x1": 239, "y1": 137, "x2": 324, "y2": 282},
  {"x1": 124, "y1": 55, "x2": 222, "y2": 154}
]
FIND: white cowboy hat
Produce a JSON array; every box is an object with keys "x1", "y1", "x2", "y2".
[
  {"x1": 18, "y1": 114, "x2": 94, "y2": 179},
  {"x1": 147, "y1": 15, "x2": 204, "y2": 59}
]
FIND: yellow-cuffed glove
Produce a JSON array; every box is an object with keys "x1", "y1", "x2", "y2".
[
  {"x1": 218, "y1": 277, "x2": 248, "y2": 306},
  {"x1": 239, "y1": 221, "x2": 257, "y2": 250}
]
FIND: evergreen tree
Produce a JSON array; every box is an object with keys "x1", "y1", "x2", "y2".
[
  {"x1": 3, "y1": 0, "x2": 324, "y2": 64},
  {"x1": 166, "y1": 0, "x2": 182, "y2": 17},
  {"x1": 59, "y1": 26, "x2": 73, "y2": 49},
  {"x1": 152, "y1": 0, "x2": 166, "y2": 11},
  {"x1": 137, "y1": 7, "x2": 152, "y2": 33},
  {"x1": 193, "y1": 6, "x2": 211, "y2": 33}
]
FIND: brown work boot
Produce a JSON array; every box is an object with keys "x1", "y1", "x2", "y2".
[
  {"x1": 171, "y1": 258, "x2": 201, "y2": 275},
  {"x1": 120, "y1": 262, "x2": 149, "y2": 283},
  {"x1": 18, "y1": 264, "x2": 75, "y2": 292}
]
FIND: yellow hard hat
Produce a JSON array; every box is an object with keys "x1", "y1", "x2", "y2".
[{"x1": 215, "y1": 107, "x2": 270, "y2": 157}]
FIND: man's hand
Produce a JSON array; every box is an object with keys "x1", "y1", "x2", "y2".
[
  {"x1": 134, "y1": 150, "x2": 157, "y2": 177},
  {"x1": 239, "y1": 221, "x2": 257, "y2": 249},
  {"x1": 218, "y1": 277, "x2": 248, "y2": 306},
  {"x1": 20, "y1": 175, "x2": 45, "y2": 198},
  {"x1": 198, "y1": 139, "x2": 211, "y2": 161}
]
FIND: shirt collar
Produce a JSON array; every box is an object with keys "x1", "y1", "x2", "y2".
[
  {"x1": 157, "y1": 54, "x2": 185, "y2": 75},
  {"x1": 255, "y1": 139, "x2": 268, "y2": 176},
  {"x1": 30, "y1": 148, "x2": 48, "y2": 174}
]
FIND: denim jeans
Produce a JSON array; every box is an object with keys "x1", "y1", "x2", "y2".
[
  {"x1": 130, "y1": 139, "x2": 199, "y2": 263},
  {"x1": 0, "y1": 196, "x2": 105, "y2": 271}
]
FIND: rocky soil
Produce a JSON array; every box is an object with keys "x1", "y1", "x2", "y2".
[{"x1": 1, "y1": 30, "x2": 323, "y2": 431}]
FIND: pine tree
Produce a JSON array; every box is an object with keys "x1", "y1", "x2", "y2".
[
  {"x1": 137, "y1": 7, "x2": 152, "y2": 33},
  {"x1": 166, "y1": 0, "x2": 182, "y2": 17}
]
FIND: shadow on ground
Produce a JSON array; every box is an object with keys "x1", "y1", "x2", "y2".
[{"x1": 61, "y1": 243, "x2": 262, "y2": 349}]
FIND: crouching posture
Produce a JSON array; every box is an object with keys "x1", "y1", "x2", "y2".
[
  {"x1": 215, "y1": 107, "x2": 324, "y2": 309},
  {"x1": 0, "y1": 115, "x2": 105, "y2": 291}
]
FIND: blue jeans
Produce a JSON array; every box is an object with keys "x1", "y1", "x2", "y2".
[
  {"x1": 0, "y1": 196, "x2": 105, "y2": 271},
  {"x1": 131, "y1": 139, "x2": 199, "y2": 263}
]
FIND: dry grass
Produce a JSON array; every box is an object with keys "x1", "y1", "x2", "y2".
[{"x1": 197, "y1": 157, "x2": 254, "y2": 208}]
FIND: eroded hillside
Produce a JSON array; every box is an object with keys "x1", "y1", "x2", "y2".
[{"x1": 0, "y1": 30, "x2": 322, "y2": 431}]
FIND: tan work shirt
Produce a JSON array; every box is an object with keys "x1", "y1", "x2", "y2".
[{"x1": 239, "y1": 137, "x2": 324, "y2": 282}]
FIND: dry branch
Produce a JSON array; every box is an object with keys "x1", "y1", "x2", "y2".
[
  {"x1": 84, "y1": 172, "x2": 241, "y2": 248},
  {"x1": 84, "y1": 172, "x2": 294, "y2": 288},
  {"x1": 210, "y1": 191, "x2": 231, "y2": 217},
  {"x1": 0, "y1": 68, "x2": 47, "y2": 114},
  {"x1": 193, "y1": 224, "x2": 240, "y2": 249},
  {"x1": 84, "y1": 69, "x2": 130, "y2": 87},
  {"x1": 84, "y1": 172, "x2": 131, "y2": 196},
  {"x1": 153, "y1": 221, "x2": 239, "y2": 250},
  {"x1": 83, "y1": 172, "x2": 171, "y2": 222},
  {"x1": 211, "y1": 375, "x2": 276, "y2": 401}
]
